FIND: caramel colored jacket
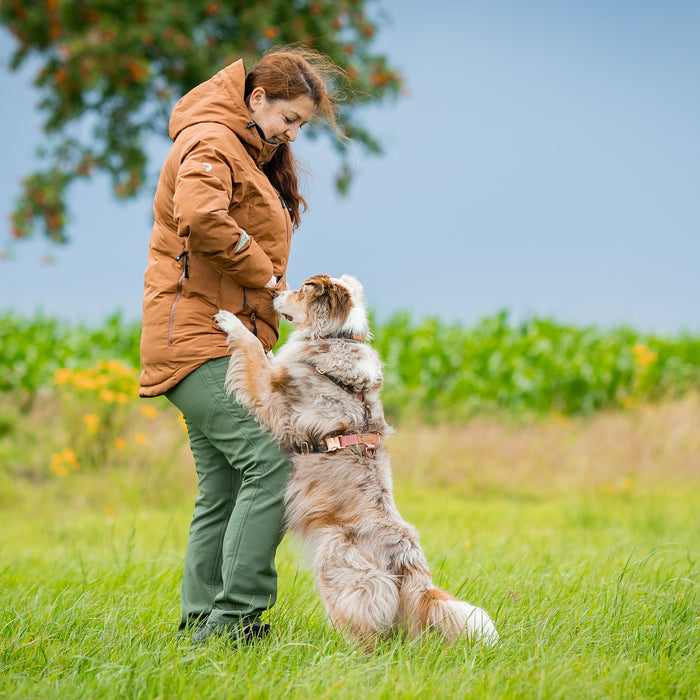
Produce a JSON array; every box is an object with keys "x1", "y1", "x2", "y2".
[{"x1": 139, "y1": 60, "x2": 291, "y2": 397}]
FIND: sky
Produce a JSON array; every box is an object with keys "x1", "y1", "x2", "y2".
[{"x1": 1, "y1": 0, "x2": 699, "y2": 334}]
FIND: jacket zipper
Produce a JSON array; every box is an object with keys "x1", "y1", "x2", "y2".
[{"x1": 168, "y1": 251, "x2": 189, "y2": 346}]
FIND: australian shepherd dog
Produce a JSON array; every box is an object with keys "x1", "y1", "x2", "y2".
[{"x1": 215, "y1": 274, "x2": 498, "y2": 649}]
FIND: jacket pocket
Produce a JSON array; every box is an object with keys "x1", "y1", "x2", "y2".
[{"x1": 168, "y1": 251, "x2": 189, "y2": 346}]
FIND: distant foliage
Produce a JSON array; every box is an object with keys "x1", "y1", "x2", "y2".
[
  {"x1": 0, "y1": 312, "x2": 140, "y2": 409},
  {"x1": 372, "y1": 312, "x2": 700, "y2": 421},
  {"x1": 1, "y1": 0, "x2": 403, "y2": 244},
  {"x1": 2, "y1": 311, "x2": 699, "y2": 421}
]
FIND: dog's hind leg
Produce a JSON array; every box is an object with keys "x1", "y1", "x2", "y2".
[
  {"x1": 312, "y1": 530, "x2": 400, "y2": 650},
  {"x1": 393, "y1": 538, "x2": 499, "y2": 645}
]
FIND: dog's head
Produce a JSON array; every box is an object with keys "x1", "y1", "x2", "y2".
[{"x1": 274, "y1": 274, "x2": 370, "y2": 340}]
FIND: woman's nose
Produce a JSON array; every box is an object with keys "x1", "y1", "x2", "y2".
[{"x1": 285, "y1": 124, "x2": 300, "y2": 142}]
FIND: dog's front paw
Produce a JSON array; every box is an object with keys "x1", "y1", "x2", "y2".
[{"x1": 214, "y1": 310, "x2": 245, "y2": 338}]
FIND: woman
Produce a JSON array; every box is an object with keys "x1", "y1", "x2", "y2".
[{"x1": 139, "y1": 47, "x2": 343, "y2": 644}]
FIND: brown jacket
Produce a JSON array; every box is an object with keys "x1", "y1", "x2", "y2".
[{"x1": 139, "y1": 60, "x2": 291, "y2": 397}]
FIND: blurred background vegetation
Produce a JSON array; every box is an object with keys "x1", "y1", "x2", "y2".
[
  {"x1": 2, "y1": 310, "x2": 699, "y2": 483},
  {"x1": 3, "y1": 311, "x2": 699, "y2": 420}
]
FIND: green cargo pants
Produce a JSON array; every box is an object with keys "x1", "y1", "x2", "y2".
[{"x1": 165, "y1": 356, "x2": 291, "y2": 632}]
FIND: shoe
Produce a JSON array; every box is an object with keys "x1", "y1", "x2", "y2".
[
  {"x1": 176, "y1": 613, "x2": 209, "y2": 640},
  {"x1": 192, "y1": 619, "x2": 270, "y2": 646}
]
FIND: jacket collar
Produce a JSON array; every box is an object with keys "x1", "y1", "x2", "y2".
[{"x1": 168, "y1": 59, "x2": 280, "y2": 166}]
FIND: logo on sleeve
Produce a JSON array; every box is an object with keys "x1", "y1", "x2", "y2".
[{"x1": 202, "y1": 163, "x2": 213, "y2": 172}]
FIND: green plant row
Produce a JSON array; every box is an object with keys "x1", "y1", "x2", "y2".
[
  {"x1": 0, "y1": 312, "x2": 141, "y2": 410},
  {"x1": 371, "y1": 311, "x2": 700, "y2": 420},
  {"x1": 1, "y1": 310, "x2": 699, "y2": 419}
]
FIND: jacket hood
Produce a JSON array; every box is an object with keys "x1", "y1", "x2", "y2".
[{"x1": 168, "y1": 59, "x2": 279, "y2": 165}]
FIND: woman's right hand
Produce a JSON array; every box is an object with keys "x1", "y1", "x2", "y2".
[{"x1": 264, "y1": 275, "x2": 289, "y2": 291}]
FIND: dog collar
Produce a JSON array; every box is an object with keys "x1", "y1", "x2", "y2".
[
  {"x1": 296, "y1": 432, "x2": 381, "y2": 457},
  {"x1": 322, "y1": 332, "x2": 366, "y2": 343}
]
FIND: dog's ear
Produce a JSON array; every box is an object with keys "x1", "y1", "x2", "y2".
[
  {"x1": 326, "y1": 282, "x2": 352, "y2": 325},
  {"x1": 303, "y1": 275, "x2": 353, "y2": 327}
]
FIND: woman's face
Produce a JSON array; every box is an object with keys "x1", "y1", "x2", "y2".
[{"x1": 247, "y1": 87, "x2": 316, "y2": 145}]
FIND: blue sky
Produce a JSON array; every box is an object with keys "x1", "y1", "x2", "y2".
[{"x1": 1, "y1": 0, "x2": 699, "y2": 334}]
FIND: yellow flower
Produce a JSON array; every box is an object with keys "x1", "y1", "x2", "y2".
[
  {"x1": 134, "y1": 432, "x2": 149, "y2": 445},
  {"x1": 73, "y1": 372, "x2": 97, "y2": 390},
  {"x1": 49, "y1": 451, "x2": 76, "y2": 476},
  {"x1": 113, "y1": 437, "x2": 127, "y2": 450},
  {"x1": 82, "y1": 413, "x2": 100, "y2": 434},
  {"x1": 96, "y1": 374, "x2": 112, "y2": 388},
  {"x1": 107, "y1": 359, "x2": 125, "y2": 373},
  {"x1": 140, "y1": 404, "x2": 158, "y2": 419},
  {"x1": 61, "y1": 447, "x2": 78, "y2": 465},
  {"x1": 115, "y1": 392, "x2": 131, "y2": 404},
  {"x1": 54, "y1": 368, "x2": 73, "y2": 385},
  {"x1": 632, "y1": 344, "x2": 658, "y2": 367},
  {"x1": 99, "y1": 389, "x2": 116, "y2": 403}
]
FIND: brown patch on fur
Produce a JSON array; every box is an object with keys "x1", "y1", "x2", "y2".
[
  {"x1": 302, "y1": 275, "x2": 353, "y2": 328},
  {"x1": 301, "y1": 274, "x2": 330, "y2": 291},
  {"x1": 295, "y1": 498, "x2": 347, "y2": 535},
  {"x1": 271, "y1": 366, "x2": 293, "y2": 395},
  {"x1": 239, "y1": 344, "x2": 267, "y2": 404},
  {"x1": 426, "y1": 587, "x2": 457, "y2": 603},
  {"x1": 297, "y1": 514, "x2": 340, "y2": 534},
  {"x1": 415, "y1": 587, "x2": 457, "y2": 631},
  {"x1": 325, "y1": 284, "x2": 353, "y2": 326}
]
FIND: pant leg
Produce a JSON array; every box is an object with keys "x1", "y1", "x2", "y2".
[
  {"x1": 166, "y1": 356, "x2": 291, "y2": 627},
  {"x1": 177, "y1": 417, "x2": 241, "y2": 631}
]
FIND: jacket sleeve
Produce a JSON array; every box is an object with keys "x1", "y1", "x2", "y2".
[{"x1": 172, "y1": 139, "x2": 274, "y2": 288}]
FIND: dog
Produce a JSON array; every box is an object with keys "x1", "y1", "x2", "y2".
[{"x1": 214, "y1": 274, "x2": 498, "y2": 649}]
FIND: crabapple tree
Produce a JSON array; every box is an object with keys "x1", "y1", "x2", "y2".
[{"x1": 1, "y1": 0, "x2": 403, "y2": 244}]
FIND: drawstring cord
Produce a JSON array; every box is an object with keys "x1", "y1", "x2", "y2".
[{"x1": 175, "y1": 250, "x2": 189, "y2": 278}]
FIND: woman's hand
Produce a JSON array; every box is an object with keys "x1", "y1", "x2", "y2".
[
  {"x1": 265, "y1": 276, "x2": 289, "y2": 292},
  {"x1": 264, "y1": 275, "x2": 289, "y2": 291}
]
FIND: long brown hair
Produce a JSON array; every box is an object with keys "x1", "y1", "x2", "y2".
[{"x1": 245, "y1": 46, "x2": 346, "y2": 227}]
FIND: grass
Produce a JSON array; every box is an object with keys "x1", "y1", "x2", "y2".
[{"x1": 1, "y1": 398, "x2": 699, "y2": 698}]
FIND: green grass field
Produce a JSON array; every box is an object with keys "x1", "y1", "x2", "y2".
[{"x1": 2, "y1": 394, "x2": 699, "y2": 699}]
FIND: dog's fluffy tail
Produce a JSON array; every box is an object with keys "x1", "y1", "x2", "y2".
[{"x1": 403, "y1": 585, "x2": 499, "y2": 645}]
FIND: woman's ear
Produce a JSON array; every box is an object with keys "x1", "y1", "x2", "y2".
[{"x1": 248, "y1": 86, "x2": 266, "y2": 111}]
